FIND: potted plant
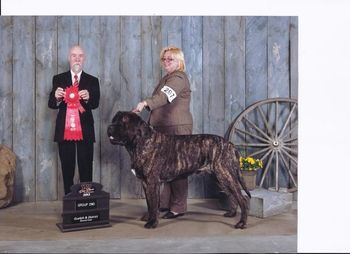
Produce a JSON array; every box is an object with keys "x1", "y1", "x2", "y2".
[{"x1": 240, "y1": 156, "x2": 263, "y2": 190}]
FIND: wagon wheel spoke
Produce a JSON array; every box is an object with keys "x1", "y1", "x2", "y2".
[
  {"x1": 235, "y1": 128, "x2": 270, "y2": 143},
  {"x1": 247, "y1": 147, "x2": 271, "y2": 158},
  {"x1": 260, "y1": 149, "x2": 273, "y2": 162},
  {"x1": 275, "y1": 150, "x2": 279, "y2": 191},
  {"x1": 275, "y1": 101, "x2": 279, "y2": 139},
  {"x1": 258, "y1": 105, "x2": 274, "y2": 137},
  {"x1": 278, "y1": 150, "x2": 298, "y2": 187},
  {"x1": 235, "y1": 143, "x2": 270, "y2": 147},
  {"x1": 283, "y1": 138, "x2": 297, "y2": 143},
  {"x1": 283, "y1": 143, "x2": 298, "y2": 147},
  {"x1": 259, "y1": 150, "x2": 275, "y2": 188},
  {"x1": 242, "y1": 115, "x2": 272, "y2": 141},
  {"x1": 284, "y1": 143, "x2": 298, "y2": 147},
  {"x1": 280, "y1": 125, "x2": 297, "y2": 140},
  {"x1": 280, "y1": 147, "x2": 298, "y2": 166},
  {"x1": 278, "y1": 103, "x2": 297, "y2": 139},
  {"x1": 282, "y1": 145, "x2": 298, "y2": 155}
]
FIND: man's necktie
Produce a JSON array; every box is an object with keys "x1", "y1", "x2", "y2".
[{"x1": 73, "y1": 75, "x2": 79, "y2": 87}]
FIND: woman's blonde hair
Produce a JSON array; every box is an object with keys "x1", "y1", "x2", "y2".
[{"x1": 160, "y1": 46, "x2": 186, "y2": 71}]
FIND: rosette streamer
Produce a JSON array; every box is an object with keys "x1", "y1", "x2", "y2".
[{"x1": 63, "y1": 85, "x2": 84, "y2": 140}]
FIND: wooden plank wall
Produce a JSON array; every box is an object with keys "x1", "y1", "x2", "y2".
[
  {"x1": 0, "y1": 16, "x2": 298, "y2": 201},
  {"x1": 12, "y1": 17, "x2": 36, "y2": 202}
]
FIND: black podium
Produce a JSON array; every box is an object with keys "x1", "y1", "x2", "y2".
[{"x1": 56, "y1": 182, "x2": 111, "y2": 232}]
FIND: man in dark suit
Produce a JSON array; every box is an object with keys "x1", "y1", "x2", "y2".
[{"x1": 48, "y1": 45, "x2": 100, "y2": 195}]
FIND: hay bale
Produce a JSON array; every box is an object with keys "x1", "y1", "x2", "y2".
[{"x1": 0, "y1": 145, "x2": 16, "y2": 208}]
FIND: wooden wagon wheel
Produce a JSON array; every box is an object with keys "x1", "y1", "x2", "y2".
[{"x1": 224, "y1": 98, "x2": 298, "y2": 191}]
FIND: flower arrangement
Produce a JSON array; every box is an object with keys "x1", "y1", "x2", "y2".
[{"x1": 239, "y1": 156, "x2": 263, "y2": 171}]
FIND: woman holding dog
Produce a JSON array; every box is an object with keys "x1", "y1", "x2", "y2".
[{"x1": 133, "y1": 46, "x2": 193, "y2": 219}]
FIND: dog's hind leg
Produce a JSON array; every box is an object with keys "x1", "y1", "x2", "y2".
[
  {"x1": 230, "y1": 182, "x2": 249, "y2": 229},
  {"x1": 142, "y1": 181, "x2": 160, "y2": 229},
  {"x1": 224, "y1": 196, "x2": 238, "y2": 218},
  {"x1": 219, "y1": 184, "x2": 238, "y2": 217},
  {"x1": 215, "y1": 173, "x2": 249, "y2": 229}
]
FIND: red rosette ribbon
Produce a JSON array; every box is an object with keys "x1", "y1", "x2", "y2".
[{"x1": 63, "y1": 85, "x2": 84, "y2": 141}]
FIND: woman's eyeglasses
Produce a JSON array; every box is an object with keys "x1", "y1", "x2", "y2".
[{"x1": 161, "y1": 58, "x2": 175, "y2": 62}]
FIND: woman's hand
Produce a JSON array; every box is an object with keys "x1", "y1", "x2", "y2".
[{"x1": 132, "y1": 101, "x2": 147, "y2": 113}]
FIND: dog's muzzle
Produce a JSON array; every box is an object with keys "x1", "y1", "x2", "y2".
[
  {"x1": 107, "y1": 125, "x2": 127, "y2": 145},
  {"x1": 108, "y1": 135, "x2": 127, "y2": 145}
]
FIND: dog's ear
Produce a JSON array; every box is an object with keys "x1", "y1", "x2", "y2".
[
  {"x1": 122, "y1": 114, "x2": 129, "y2": 123},
  {"x1": 111, "y1": 111, "x2": 121, "y2": 123}
]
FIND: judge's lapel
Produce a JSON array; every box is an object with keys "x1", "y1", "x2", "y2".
[
  {"x1": 79, "y1": 71, "x2": 88, "y2": 90},
  {"x1": 64, "y1": 71, "x2": 73, "y2": 88}
]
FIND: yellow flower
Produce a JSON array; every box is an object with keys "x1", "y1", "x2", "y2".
[
  {"x1": 239, "y1": 156, "x2": 262, "y2": 171},
  {"x1": 247, "y1": 157, "x2": 255, "y2": 164}
]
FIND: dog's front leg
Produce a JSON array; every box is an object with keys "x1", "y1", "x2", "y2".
[{"x1": 142, "y1": 181, "x2": 160, "y2": 229}]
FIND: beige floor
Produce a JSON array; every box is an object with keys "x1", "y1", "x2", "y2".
[{"x1": 0, "y1": 199, "x2": 297, "y2": 253}]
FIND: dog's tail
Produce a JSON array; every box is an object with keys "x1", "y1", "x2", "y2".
[
  {"x1": 238, "y1": 171, "x2": 251, "y2": 199},
  {"x1": 235, "y1": 150, "x2": 251, "y2": 199}
]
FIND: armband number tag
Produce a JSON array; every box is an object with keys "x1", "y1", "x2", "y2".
[{"x1": 161, "y1": 85, "x2": 177, "y2": 102}]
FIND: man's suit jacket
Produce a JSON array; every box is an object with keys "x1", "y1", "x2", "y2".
[{"x1": 48, "y1": 71, "x2": 100, "y2": 142}]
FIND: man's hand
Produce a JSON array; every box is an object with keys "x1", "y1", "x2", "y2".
[
  {"x1": 79, "y1": 89, "x2": 90, "y2": 101},
  {"x1": 55, "y1": 87, "x2": 65, "y2": 101}
]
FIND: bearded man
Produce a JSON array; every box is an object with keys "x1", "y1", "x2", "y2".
[{"x1": 48, "y1": 45, "x2": 100, "y2": 195}]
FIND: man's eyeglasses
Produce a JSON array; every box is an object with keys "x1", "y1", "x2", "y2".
[{"x1": 161, "y1": 58, "x2": 175, "y2": 62}]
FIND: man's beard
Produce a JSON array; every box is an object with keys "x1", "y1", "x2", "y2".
[{"x1": 72, "y1": 63, "x2": 81, "y2": 73}]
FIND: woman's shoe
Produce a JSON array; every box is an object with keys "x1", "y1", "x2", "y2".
[
  {"x1": 159, "y1": 207, "x2": 169, "y2": 212},
  {"x1": 162, "y1": 211, "x2": 184, "y2": 219},
  {"x1": 140, "y1": 212, "x2": 149, "y2": 221}
]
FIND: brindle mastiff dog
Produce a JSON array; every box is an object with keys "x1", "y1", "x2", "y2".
[{"x1": 107, "y1": 111, "x2": 251, "y2": 229}]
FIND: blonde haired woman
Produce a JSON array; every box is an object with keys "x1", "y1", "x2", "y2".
[{"x1": 133, "y1": 46, "x2": 193, "y2": 219}]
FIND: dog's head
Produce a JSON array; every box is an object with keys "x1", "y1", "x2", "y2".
[{"x1": 107, "y1": 111, "x2": 153, "y2": 146}]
